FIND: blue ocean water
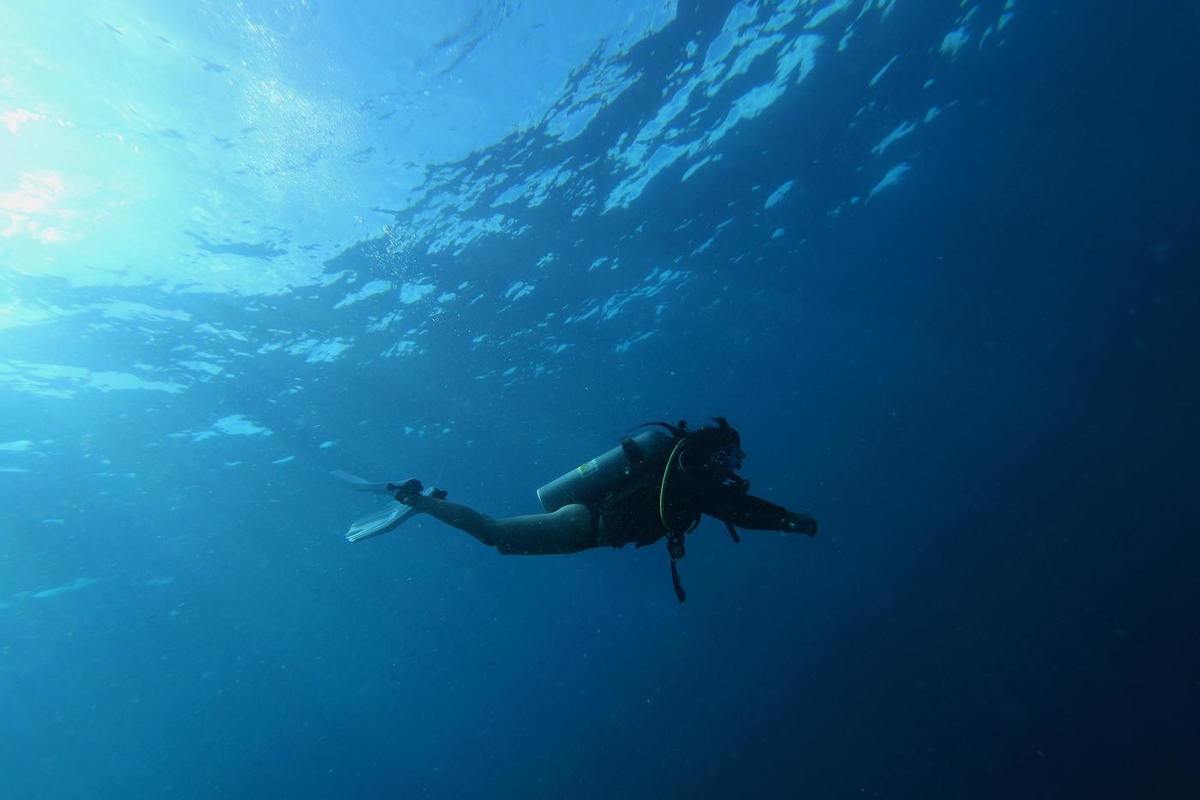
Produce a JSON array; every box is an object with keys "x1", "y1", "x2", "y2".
[{"x1": 1, "y1": 0, "x2": 1197, "y2": 797}]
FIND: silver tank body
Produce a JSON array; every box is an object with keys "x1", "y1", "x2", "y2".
[{"x1": 536, "y1": 430, "x2": 673, "y2": 512}]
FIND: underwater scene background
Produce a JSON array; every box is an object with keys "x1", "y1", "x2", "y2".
[{"x1": 1, "y1": 1, "x2": 1197, "y2": 797}]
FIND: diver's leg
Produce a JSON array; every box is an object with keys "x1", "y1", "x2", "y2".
[{"x1": 405, "y1": 494, "x2": 596, "y2": 555}]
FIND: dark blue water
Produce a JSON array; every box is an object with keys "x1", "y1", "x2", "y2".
[{"x1": 1, "y1": 1, "x2": 1197, "y2": 797}]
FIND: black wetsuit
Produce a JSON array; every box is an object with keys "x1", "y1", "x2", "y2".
[{"x1": 594, "y1": 457, "x2": 798, "y2": 548}]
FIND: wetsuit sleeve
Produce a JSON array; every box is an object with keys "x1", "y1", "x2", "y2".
[{"x1": 705, "y1": 489, "x2": 817, "y2": 534}]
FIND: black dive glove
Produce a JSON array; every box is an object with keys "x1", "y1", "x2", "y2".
[{"x1": 782, "y1": 512, "x2": 818, "y2": 536}]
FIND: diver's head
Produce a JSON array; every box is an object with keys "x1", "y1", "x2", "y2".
[{"x1": 679, "y1": 417, "x2": 747, "y2": 489}]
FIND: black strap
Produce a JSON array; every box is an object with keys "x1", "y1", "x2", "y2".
[
  {"x1": 619, "y1": 436, "x2": 646, "y2": 471},
  {"x1": 665, "y1": 530, "x2": 687, "y2": 603},
  {"x1": 670, "y1": 558, "x2": 686, "y2": 603},
  {"x1": 666, "y1": 532, "x2": 686, "y2": 560},
  {"x1": 725, "y1": 522, "x2": 741, "y2": 543}
]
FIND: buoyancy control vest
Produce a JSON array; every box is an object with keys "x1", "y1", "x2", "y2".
[{"x1": 536, "y1": 419, "x2": 749, "y2": 603}]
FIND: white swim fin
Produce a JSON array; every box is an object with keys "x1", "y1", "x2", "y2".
[
  {"x1": 331, "y1": 469, "x2": 405, "y2": 495},
  {"x1": 337, "y1": 470, "x2": 445, "y2": 543},
  {"x1": 345, "y1": 502, "x2": 419, "y2": 543}
]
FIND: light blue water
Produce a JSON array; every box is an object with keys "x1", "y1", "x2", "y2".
[{"x1": 2, "y1": 2, "x2": 1197, "y2": 798}]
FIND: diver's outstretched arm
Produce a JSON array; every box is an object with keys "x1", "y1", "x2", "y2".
[
  {"x1": 708, "y1": 489, "x2": 818, "y2": 536},
  {"x1": 405, "y1": 493, "x2": 596, "y2": 555}
]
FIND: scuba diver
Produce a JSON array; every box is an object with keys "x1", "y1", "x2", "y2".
[{"x1": 335, "y1": 418, "x2": 817, "y2": 601}]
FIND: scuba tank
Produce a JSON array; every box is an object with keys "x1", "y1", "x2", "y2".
[{"x1": 536, "y1": 429, "x2": 674, "y2": 512}]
